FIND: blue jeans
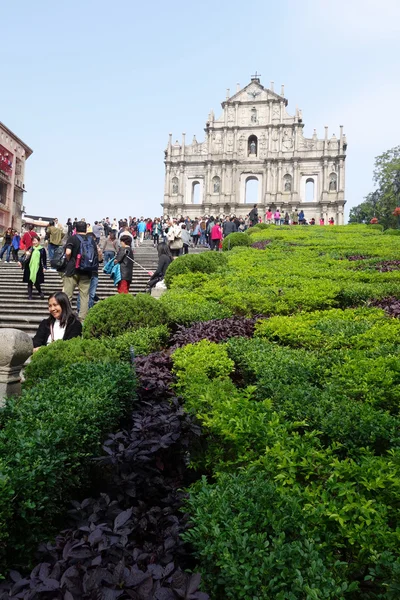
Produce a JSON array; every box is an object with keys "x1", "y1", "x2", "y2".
[
  {"x1": 104, "y1": 250, "x2": 115, "y2": 264},
  {"x1": 0, "y1": 244, "x2": 11, "y2": 261},
  {"x1": 77, "y1": 275, "x2": 99, "y2": 311},
  {"x1": 47, "y1": 243, "x2": 58, "y2": 261}
]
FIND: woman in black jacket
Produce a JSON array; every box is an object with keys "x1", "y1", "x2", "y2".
[
  {"x1": 33, "y1": 292, "x2": 82, "y2": 351},
  {"x1": 147, "y1": 242, "x2": 173, "y2": 290},
  {"x1": 115, "y1": 235, "x2": 134, "y2": 293},
  {"x1": 19, "y1": 236, "x2": 47, "y2": 299}
]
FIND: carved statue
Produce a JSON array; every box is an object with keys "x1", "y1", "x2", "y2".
[
  {"x1": 272, "y1": 131, "x2": 279, "y2": 152},
  {"x1": 329, "y1": 176, "x2": 337, "y2": 191},
  {"x1": 213, "y1": 178, "x2": 220, "y2": 193},
  {"x1": 282, "y1": 129, "x2": 293, "y2": 150},
  {"x1": 249, "y1": 141, "x2": 257, "y2": 155},
  {"x1": 284, "y1": 178, "x2": 292, "y2": 192},
  {"x1": 172, "y1": 178, "x2": 179, "y2": 194},
  {"x1": 251, "y1": 109, "x2": 257, "y2": 123}
]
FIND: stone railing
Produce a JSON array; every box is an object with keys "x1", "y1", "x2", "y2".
[{"x1": 0, "y1": 329, "x2": 33, "y2": 404}]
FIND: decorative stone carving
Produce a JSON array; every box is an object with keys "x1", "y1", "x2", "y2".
[
  {"x1": 272, "y1": 104, "x2": 280, "y2": 122},
  {"x1": 282, "y1": 129, "x2": 293, "y2": 150},
  {"x1": 271, "y1": 130, "x2": 279, "y2": 152},
  {"x1": 0, "y1": 328, "x2": 33, "y2": 404}
]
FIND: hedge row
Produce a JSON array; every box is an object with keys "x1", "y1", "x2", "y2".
[
  {"x1": 0, "y1": 361, "x2": 136, "y2": 572},
  {"x1": 171, "y1": 327, "x2": 400, "y2": 598},
  {"x1": 161, "y1": 226, "x2": 400, "y2": 318}
]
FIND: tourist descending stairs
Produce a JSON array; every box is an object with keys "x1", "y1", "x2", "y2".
[{"x1": 0, "y1": 240, "x2": 207, "y2": 336}]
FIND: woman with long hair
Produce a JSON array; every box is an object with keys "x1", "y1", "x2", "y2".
[
  {"x1": 19, "y1": 236, "x2": 47, "y2": 299},
  {"x1": 146, "y1": 242, "x2": 173, "y2": 290},
  {"x1": 32, "y1": 291, "x2": 82, "y2": 351}
]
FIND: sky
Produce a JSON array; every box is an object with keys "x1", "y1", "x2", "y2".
[{"x1": 2, "y1": 0, "x2": 400, "y2": 224}]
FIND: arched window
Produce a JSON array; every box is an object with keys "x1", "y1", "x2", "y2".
[
  {"x1": 305, "y1": 178, "x2": 315, "y2": 202},
  {"x1": 192, "y1": 181, "x2": 201, "y2": 204},
  {"x1": 171, "y1": 177, "x2": 178, "y2": 195},
  {"x1": 283, "y1": 174, "x2": 292, "y2": 192},
  {"x1": 329, "y1": 173, "x2": 337, "y2": 191},
  {"x1": 248, "y1": 135, "x2": 258, "y2": 157},
  {"x1": 245, "y1": 176, "x2": 259, "y2": 204},
  {"x1": 212, "y1": 176, "x2": 221, "y2": 194}
]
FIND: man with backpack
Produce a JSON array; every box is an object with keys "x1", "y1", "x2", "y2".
[{"x1": 63, "y1": 221, "x2": 99, "y2": 321}]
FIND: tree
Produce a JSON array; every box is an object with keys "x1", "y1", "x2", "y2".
[{"x1": 348, "y1": 145, "x2": 400, "y2": 228}]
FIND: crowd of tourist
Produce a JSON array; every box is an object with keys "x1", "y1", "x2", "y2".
[{"x1": 0, "y1": 205, "x2": 334, "y2": 333}]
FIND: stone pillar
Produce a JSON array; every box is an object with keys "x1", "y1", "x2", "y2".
[
  {"x1": 0, "y1": 329, "x2": 33, "y2": 404},
  {"x1": 179, "y1": 164, "x2": 185, "y2": 204},
  {"x1": 339, "y1": 158, "x2": 344, "y2": 192},
  {"x1": 323, "y1": 159, "x2": 328, "y2": 192},
  {"x1": 221, "y1": 162, "x2": 226, "y2": 195}
]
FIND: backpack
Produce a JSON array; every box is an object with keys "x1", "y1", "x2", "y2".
[
  {"x1": 75, "y1": 235, "x2": 99, "y2": 272},
  {"x1": 50, "y1": 245, "x2": 67, "y2": 271}
]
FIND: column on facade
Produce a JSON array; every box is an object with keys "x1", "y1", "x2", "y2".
[
  {"x1": 338, "y1": 158, "x2": 344, "y2": 192},
  {"x1": 179, "y1": 164, "x2": 185, "y2": 204},
  {"x1": 293, "y1": 161, "x2": 299, "y2": 196},
  {"x1": 323, "y1": 159, "x2": 328, "y2": 192},
  {"x1": 232, "y1": 162, "x2": 237, "y2": 204},
  {"x1": 164, "y1": 165, "x2": 171, "y2": 199},
  {"x1": 221, "y1": 163, "x2": 226, "y2": 195},
  {"x1": 205, "y1": 162, "x2": 212, "y2": 202},
  {"x1": 277, "y1": 161, "x2": 283, "y2": 202},
  {"x1": 234, "y1": 103, "x2": 239, "y2": 127}
]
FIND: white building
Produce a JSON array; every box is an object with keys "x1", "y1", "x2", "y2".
[
  {"x1": 0, "y1": 122, "x2": 33, "y2": 233},
  {"x1": 163, "y1": 75, "x2": 347, "y2": 223}
]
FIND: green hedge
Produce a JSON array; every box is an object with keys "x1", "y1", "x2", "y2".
[
  {"x1": 159, "y1": 290, "x2": 233, "y2": 326},
  {"x1": 0, "y1": 361, "x2": 136, "y2": 570},
  {"x1": 171, "y1": 338, "x2": 400, "y2": 597},
  {"x1": 222, "y1": 232, "x2": 252, "y2": 251},
  {"x1": 23, "y1": 337, "x2": 118, "y2": 389},
  {"x1": 83, "y1": 293, "x2": 168, "y2": 338},
  {"x1": 164, "y1": 252, "x2": 227, "y2": 288},
  {"x1": 109, "y1": 324, "x2": 170, "y2": 361},
  {"x1": 383, "y1": 228, "x2": 400, "y2": 235}
]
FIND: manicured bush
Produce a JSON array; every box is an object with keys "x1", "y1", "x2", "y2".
[
  {"x1": 164, "y1": 252, "x2": 227, "y2": 288},
  {"x1": 159, "y1": 290, "x2": 233, "y2": 326},
  {"x1": 384, "y1": 228, "x2": 400, "y2": 235},
  {"x1": 184, "y1": 472, "x2": 352, "y2": 599},
  {"x1": 0, "y1": 398, "x2": 207, "y2": 599},
  {"x1": 222, "y1": 232, "x2": 251, "y2": 251},
  {"x1": 254, "y1": 307, "x2": 392, "y2": 350},
  {"x1": 83, "y1": 293, "x2": 168, "y2": 338},
  {"x1": 0, "y1": 361, "x2": 136, "y2": 570},
  {"x1": 23, "y1": 337, "x2": 118, "y2": 389},
  {"x1": 109, "y1": 324, "x2": 170, "y2": 361}
]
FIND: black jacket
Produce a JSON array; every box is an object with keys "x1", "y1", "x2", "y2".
[
  {"x1": 33, "y1": 316, "x2": 82, "y2": 348},
  {"x1": 115, "y1": 247, "x2": 134, "y2": 282},
  {"x1": 223, "y1": 221, "x2": 237, "y2": 236},
  {"x1": 22, "y1": 248, "x2": 47, "y2": 285},
  {"x1": 148, "y1": 254, "x2": 172, "y2": 288}
]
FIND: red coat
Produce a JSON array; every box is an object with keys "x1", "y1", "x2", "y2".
[{"x1": 211, "y1": 224, "x2": 223, "y2": 240}]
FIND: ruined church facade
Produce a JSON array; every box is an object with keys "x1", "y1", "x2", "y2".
[{"x1": 162, "y1": 77, "x2": 347, "y2": 223}]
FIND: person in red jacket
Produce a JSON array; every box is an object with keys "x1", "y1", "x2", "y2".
[
  {"x1": 21, "y1": 224, "x2": 39, "y2": 251},
  {"x1": 210, "y1": 221, "x2": 223, "y2": 251}
]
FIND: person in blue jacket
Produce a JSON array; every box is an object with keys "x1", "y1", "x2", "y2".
[{"x1": 11, "y1": 230, "x2": 21, "y2": 262}]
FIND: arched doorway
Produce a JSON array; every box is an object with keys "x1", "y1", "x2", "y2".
[
  {"x1": 245, "y1": 177, "x2": 259, "y2": 204},
  {"x1": 305, "y1": 178, "x2": 315, "y2": 202},
  {"x1": 192, "y1": 181, "x2": 201, "y2": 204}
]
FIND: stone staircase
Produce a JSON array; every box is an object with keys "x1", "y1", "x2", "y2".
[{"x1": 0, "y1": 240, "x2": 207, "y2": 336}]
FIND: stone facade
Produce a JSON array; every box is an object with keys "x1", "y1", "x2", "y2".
[
  {"x1": 0, "y1": 122, "x2": 33, "y2": 233},
  {"x1": 162, "y1": 78, "x2": 347, "y2": 224}
]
